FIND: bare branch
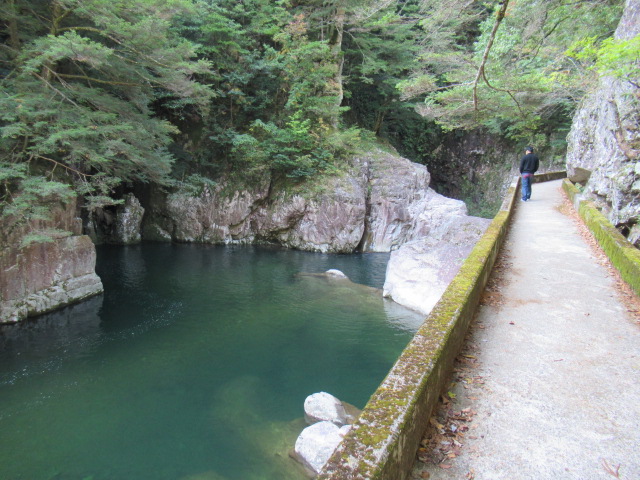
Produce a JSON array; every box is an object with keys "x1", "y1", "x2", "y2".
[
  {"x1": 34, "y1": 155, "x2": 94, "y2": 178},
  {"x1": 56, "y1": 73, "x2": 140, "y2": 87},
  {"x1": 473, "y1": 0, "x2": 510, "y2": 111}
]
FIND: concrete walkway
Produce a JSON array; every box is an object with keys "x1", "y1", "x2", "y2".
[{"x1": 413, "y1": 180, "x2": 640, "y2": 480}]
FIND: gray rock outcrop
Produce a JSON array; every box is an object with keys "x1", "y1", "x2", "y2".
[
  {"x1": 86, "y1": 193, "x2": 145, "y2": 245},
  {"x1": 144, "y1": 172, "x2": 366, "y2": 253},
  {"x1": 142, "y1": 149, "x2": 478, "y2": 253},
  {"x1": 566, "y1": 0, "x2": 640, "y2": 245},
  {"x1": 114, "y1": 193, "x2": 145, "y2": 244},
  {"x1": 383, "y1": 215, "x2": 490, "y2": 315},
  {"x1": 0, "y1": 199, "x2": 103, "y2": 323}
]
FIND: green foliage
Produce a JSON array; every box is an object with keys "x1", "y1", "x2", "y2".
[
  {"x1": 402, "y1": 0, "x2": 625, "y2": 143},
  {"x1": 232, "y1": 112, "x2": 360, "y2": 180},
  {"x1": 172, "y1": 173, "x2": 218, "y2": 197},
  {"x1": 567, "y1": 34, "x2": 640, "y2": 88},
  {"x1": 0, "y1": 162, "x2": 76, "y2": 219},
  {"x1": 0, "y1": 0, "x2": 213, "y2": 222},
  {"x1": 20, "y1": 229, "x2": 72, "y2": 249},
  {"x1": 0, "y1": 0, "x2": 633, "y2": 242}
]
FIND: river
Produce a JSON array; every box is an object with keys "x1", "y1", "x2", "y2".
[{"x1": 0, "y1": 244, "x2": 423, "y2": 480}]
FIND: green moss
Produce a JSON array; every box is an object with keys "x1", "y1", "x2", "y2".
[
  {"x1": 319, "y1": 177, "x2": 521, "y2": 480},
  {"x1": 563, "y1": 179, "x2": 640, "y2": 296},
  {"x1": 580, "y1": 200, "x2": 640, "y2": 295}
]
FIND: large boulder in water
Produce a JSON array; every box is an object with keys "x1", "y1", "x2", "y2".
[
  {"x1": 383, "y1": 215, "x2": 490, "y2": 316},
  {"x1": 294, "y1": 421, "x2": 352, "y2": 475},
  {"x1": 304, "y1": 392, "x2": 349, "y2": 426}
]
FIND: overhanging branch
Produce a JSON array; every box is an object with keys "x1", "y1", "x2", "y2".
[{"x1": 473, "y1": 0, "x2": 510, "y2": 111}]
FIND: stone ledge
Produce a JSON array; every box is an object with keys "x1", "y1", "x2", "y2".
[
  {"x1": 562, "y1": 178, "x2": 640, "y2": 297},
  {"x1": 317, "y1": 176, "x2": 521, "y2": 480},
  {"x1": 534, "y1": 170, "x2": 567, "y2": 183}
]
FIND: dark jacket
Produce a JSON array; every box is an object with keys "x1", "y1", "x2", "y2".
[{"x1": 519, "y1": 153, "x2": 539, "y2": 174}]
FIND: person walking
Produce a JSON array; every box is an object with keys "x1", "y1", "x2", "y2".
[{"x1": 519, "y1": 146, "x2": 539, "y2": 201}]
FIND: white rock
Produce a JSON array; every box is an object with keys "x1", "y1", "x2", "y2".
[
  {"x1": 325, "y1": 269, "x2": 348, "y2": 278},
  {"x1": 294, "y1": 421, "x2": 344, "y2": 475},
  {"x1": 114, "y1": 193, "x2": 145, "y2": 244},
  {"x1": 304, "y1": 392, "x2": 348, "y2": 426},
  {"x1": 383, "y1": 216, "x2": 490, "y2": 316}
]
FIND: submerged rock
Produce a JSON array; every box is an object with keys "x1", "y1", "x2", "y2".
[
  {"x1": 294, "y1": 392, "x2": 361, "y2": 476},
  {"x1": 324, "y1": 269, "x2": 348, "y2": 279}
]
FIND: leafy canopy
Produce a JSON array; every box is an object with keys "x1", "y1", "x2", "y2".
[{"x1": 0, "y1": 0, "x2": 213, "y2": 227}]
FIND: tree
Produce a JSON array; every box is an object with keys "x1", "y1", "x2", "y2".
[
  {"x1": 400, "y1": 0, "x2": 624, "y2": 143},
  {"x1": 0, "y1": 0, "x2": 213, "y2": 226}
]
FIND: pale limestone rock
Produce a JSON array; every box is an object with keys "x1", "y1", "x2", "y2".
[
  {"x1": 148, "y1": 173, "x2": 366, "y2": 252},
  {"x1": 294, "y1": 421, "x2": 348, "y2": 475},
  {"x1": 142, "y1": 148, "x2": 485, "y2": 253},
  {"x1": 360, "y1": 153, "x2": 467, "y2": 252},
  {"x1": 114, "y1": 193, "x2": 145, "y2": 244},
  {"x1": 383, "y1": 216, "x2": 490, "y2": 316},
  {"x1": 304, "y1": 392, "x2": 349, "y2": 426},
  {"x1": 324, "y1": 269, "x2": 348, "y2": 279}
]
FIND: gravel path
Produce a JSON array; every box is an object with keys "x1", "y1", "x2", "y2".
[{"x1": 412, "y1": 180, "x2": 640, "y2": 480}]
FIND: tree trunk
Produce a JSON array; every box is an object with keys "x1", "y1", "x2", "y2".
[
  {"x1": 7, "y1": 0, "x2": 21, "y2": 53},
  {"x1": 327, "y1": 4, "x2": 345, "y2": 128}
]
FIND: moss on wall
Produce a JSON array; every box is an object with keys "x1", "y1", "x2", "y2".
[
  {"x1": 563, "y1": 179, "x2": 640, "y2": 296},
  {"x1": 320, "y1": 173, "x2": 639, "y2": 480},
  {"x1": 318, "y1": 177, "x2": 521, "y2": 480}
]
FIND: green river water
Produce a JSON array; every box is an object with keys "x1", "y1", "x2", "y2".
[{"x1": 0, "y1": 244, "x2": 423, "y2": 480}]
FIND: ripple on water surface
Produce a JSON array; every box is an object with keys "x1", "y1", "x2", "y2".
[{"x1": 0, "y1": 244, "x2": 423, "y2": 480}]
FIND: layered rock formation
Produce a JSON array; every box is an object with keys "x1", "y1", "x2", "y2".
[
  {"x1": 566, "y1": 0, "x2": 640, "y2": 245},
  {"x1": 141, "y1": 148, "x2": 479, "y2": 254},
  {"x1": 0, "y1": 199, "x2": 103, "y2": 323}
]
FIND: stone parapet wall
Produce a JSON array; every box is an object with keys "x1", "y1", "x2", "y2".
[
  {"x1": 562, "y1": 179, "x2": 640, "y2": 296},
  {"x1": 317, "y1": 176, "x2": 522, "y2": 480},
  {"x1": 533, "y1": 170, "x2": 567, "y2": 183}
]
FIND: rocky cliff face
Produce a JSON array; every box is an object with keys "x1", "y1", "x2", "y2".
[
  {"x1": 140, "y1": 149, "x2": 478, "y2": 254},
  {"x1": 85, "y1": 193, "x2": 145, "y2": 245},
  {"x1": 416, "y1": 130, "x2": 566, "y2": 218},
  {"x1": 566, "y1": 0, "x2": 640, "y2": 245},
  {"x1": 0, "y1": 199, "x2": 103, "y2": 323}
]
